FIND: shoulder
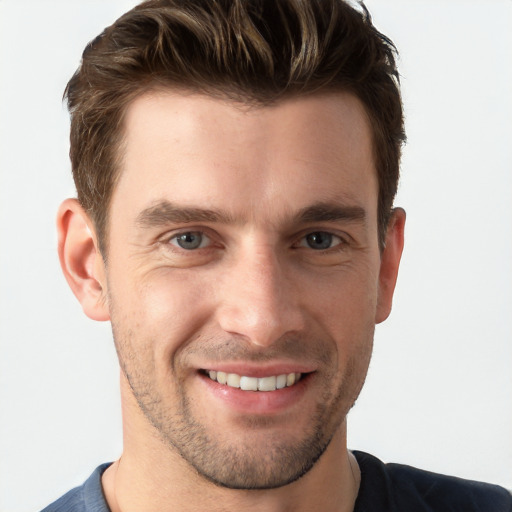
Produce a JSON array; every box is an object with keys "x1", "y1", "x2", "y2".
[
  {"x1": 40, "y1": 463, "x2": 112, "y2": 512},
  {"x1": 353, "y1": 451, "x2": 512, "y2": 512}
]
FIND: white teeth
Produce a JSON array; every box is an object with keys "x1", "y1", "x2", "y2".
[
  {"x1": 240, "y1": 376, "x2": 258, "y2": 391},
  {"x1": 258, "y1": 376, "x2": 276, "y2": 391},
  {"x1": 276, "y1": 374, "x2": 287, "y2": 389},
  {"x1": 206, "y1": 371, "x2": 302, "y2": 391},
  {"x1": 226, "y1": 373, "x2": 241, "y2": 388}
]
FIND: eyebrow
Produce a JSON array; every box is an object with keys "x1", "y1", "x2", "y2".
[
  {"x1": 136, "y1": 200, "x2": 235, "y2": 227},
  {"x1": 295, "y1": 202, "x2": 367, "y2": 224},
  {"x1": 136, "y1": 200, "x2": 367, "y2": 228}
]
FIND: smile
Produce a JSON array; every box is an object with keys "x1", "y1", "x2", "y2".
[{"x1": 205, "y1": 370, "x2": 303, "y2": 391}]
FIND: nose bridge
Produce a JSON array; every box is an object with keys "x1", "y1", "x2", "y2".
[{"x1": 216, "y1": 242, "x2": 303, "y2": 346}]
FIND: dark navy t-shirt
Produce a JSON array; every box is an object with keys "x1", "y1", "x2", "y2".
[
  {"x1": 352, "y1": 451, "x2": 511, "y2": 511},
  {"x1": 41, "y1": 451, "x2": 512, "y2": 511}
]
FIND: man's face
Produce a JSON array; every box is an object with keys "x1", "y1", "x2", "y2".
[{"x1": 103, "y1": 91, "x2": 389, "y2": 489}]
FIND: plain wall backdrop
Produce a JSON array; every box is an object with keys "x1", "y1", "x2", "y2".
[{"x1": 0, "y1": 1, "x2": 511, "y2": 510}]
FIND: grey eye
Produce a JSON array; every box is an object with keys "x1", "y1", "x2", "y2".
[
  {"x1": 302, "y1": 232, "x2": 340, "y2": 250},
  {"x1": 170, "y1": 232, "x2": 209, "y2": 250}
]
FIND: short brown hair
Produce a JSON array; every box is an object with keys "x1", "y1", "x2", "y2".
[{"x1": 65, "y1": 0, "x2": 405, "y2": 254}]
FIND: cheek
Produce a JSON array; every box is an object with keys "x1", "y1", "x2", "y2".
[
  {"x1": 307, "y1": 263, "x2": 380, "y2": 334},
  {"x1": 304, "y1": 266, "x2": 378, "y2": 389},
  {"x1": 112, "y1": 268, "x2": 216, "y2": 360}
]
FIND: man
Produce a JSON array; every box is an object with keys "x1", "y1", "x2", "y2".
[{"x1": 42, "y1": 0, "x2": 511, "y2": 511}]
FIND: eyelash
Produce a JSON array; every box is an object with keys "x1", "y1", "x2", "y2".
[
  {"x1": 168, "y1": 231, "x2": 211, "y2": 250},
  {"x1": 162, "y1": 229, "x2": 349, "y2": 253},
  {"x1": 295, "y1": 231, "x2": 345, "y2": 251}
]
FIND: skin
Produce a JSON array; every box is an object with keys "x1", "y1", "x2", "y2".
[{"x1": 58, "y1": 91, "x2": 405, "y2": 512}]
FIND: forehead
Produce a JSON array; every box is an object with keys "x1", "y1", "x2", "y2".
[{"x1": 113, "y1": 90, "x2": 377, "y2": 226}]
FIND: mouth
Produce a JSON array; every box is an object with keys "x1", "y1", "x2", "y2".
[
  {"x1": 197, "y1": 366, "x2": 314, "y2": 414},
  {"x1": 202, "y1": 370, "x2": 303, "y2": 392}
]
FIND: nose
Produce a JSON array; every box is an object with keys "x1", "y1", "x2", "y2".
[{"x1": 215, "y1": 245, "x2": 305, "y2": 347}]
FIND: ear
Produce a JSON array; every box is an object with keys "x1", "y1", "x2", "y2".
[
  {"x1": 375, "y1": 208, "x2": 406, "y2": 324},
  {"x1": 57, "y1": 198, "x2": 110, "y2": 321}
]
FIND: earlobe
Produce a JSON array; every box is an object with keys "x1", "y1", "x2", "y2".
[
  {"x1": 57, "y1": 198, "x2": 110, "y2": 321},
  {"x1": 375, "y1": 207, "x2": 406, "y2": 324}
]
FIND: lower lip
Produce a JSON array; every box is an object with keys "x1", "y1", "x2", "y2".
[{"x1": 198, "y1": 372, "x2": 311, "y2": 415}]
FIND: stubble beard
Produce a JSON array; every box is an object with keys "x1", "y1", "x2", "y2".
[
  {"x1": 113, "y1": 324, "x2": 373, "y2": 490},
  {"x1": 154, "y1": 387, "x2": 336, "y2": 489}
]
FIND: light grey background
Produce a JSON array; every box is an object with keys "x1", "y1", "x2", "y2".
[{"x1": 1, "y1": 1, "x2": 511, "y2": 510}]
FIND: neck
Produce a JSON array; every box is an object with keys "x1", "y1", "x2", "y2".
[{"x1": 102, "y1": 374, "x2": 360, "y2": 512}]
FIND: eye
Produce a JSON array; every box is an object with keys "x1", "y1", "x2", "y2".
[
  {"x1": 300, "y1": 231, "x2": 342, "y2": 250},
  {"x1": 169, "y1": 231, "x2": 210, "y2": 250}
]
